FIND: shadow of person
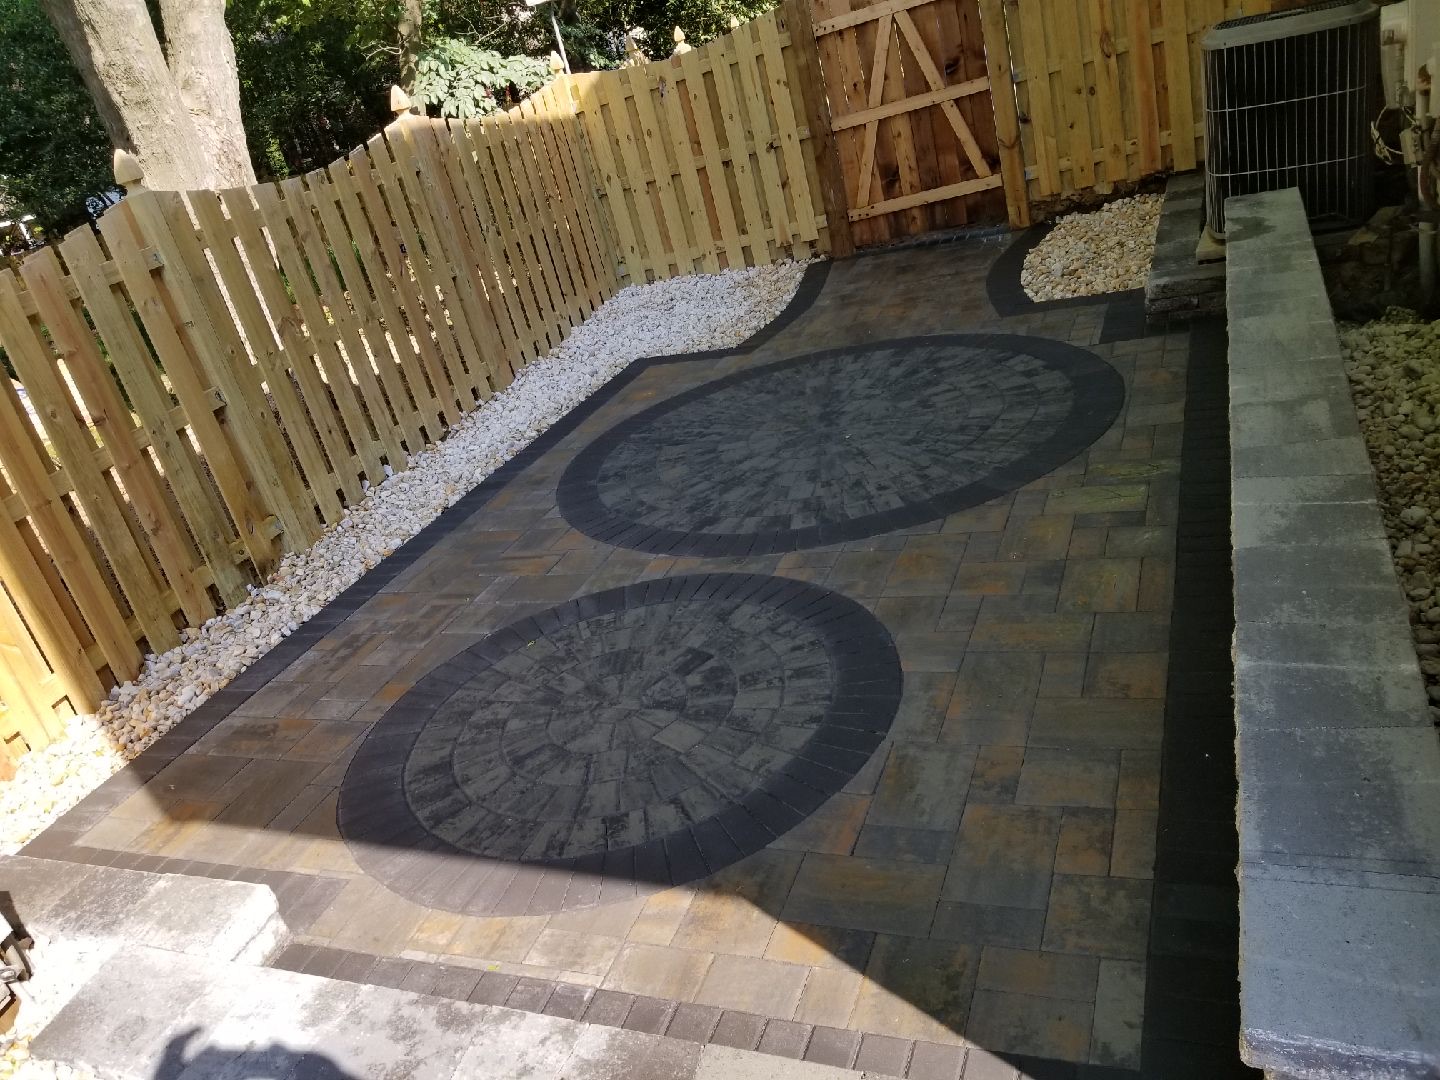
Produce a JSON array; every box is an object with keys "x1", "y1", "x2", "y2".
[{"x1": 155, "y1": 1027, "x2": 358, "y2": 1080}]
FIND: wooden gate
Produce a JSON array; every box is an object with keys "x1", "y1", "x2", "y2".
[{"x1": 807, "y1": 0, "x2": 1030, "y2": 246}]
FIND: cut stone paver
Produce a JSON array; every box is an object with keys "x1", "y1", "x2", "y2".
[
  {"x1": 944, "y1": 804, "x2": 1062, "y2": 910},
  {"x1": 850, "y1": 936, "x2": 979, "y2": 1043},
  {"x1": 23, "y1": 235, "x2": 1222, "y2": 1078},
  {"x1": 784, "y1": 853, "x2": 947, "y2": 935},
  {"x1": 559, "y1": 336, "x2": 1122, "y2": 556}
]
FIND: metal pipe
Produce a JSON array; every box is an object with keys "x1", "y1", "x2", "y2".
[
  {"x1": 550, "y1": 9, "x2": 571, "y2": 75},
  {"x1": 1421, "y1": 219, "x2": 1437, "y2": 302}
]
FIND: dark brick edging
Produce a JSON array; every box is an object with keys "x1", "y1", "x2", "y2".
[
  {"x1": 339, "y1": 573, "x2": 903, "y2": 916},
  {"x1": 1140, "y1": 317, "x2": 1258, "y2": 1080},
  {"x1": 557, "y1": 333, "x2": 1127, "y2": 557},
  {"x1": 20, "y1": 260, "x2": 834, "y2": 864},
  {"x1": 985, "y1": 225, "x2": 1145, "y2": 318},
  {"x1": 270, "y1": 940, "x2": 1143, "y2": 1080}
]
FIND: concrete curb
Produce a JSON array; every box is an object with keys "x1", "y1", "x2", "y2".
[{"x1": 1226, "y1": 188, "x2": 1440, "y2": 1079}]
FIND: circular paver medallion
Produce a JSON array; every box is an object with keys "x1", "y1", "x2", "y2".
[
  {"x1": 558, "y1": 334, "x2": 1125, "y2": 556},
  {"x1": 339, "y1": 574, "x2": 900, "y2": 915}
]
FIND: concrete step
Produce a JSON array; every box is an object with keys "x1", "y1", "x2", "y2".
[
  {"x1": 2, "y1": 854, "x2": 284, "y2": 966},
  {"x1": 2, "y1": 853, "x2": 286, "y2": 1048},
  {"x1": 31, "y1": 945, "x2": 902, "y2": 1080}
]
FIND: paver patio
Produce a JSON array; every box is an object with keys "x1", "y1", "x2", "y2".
[{"x1": 24, "y1": 237, "x2": 1247, "y2": 1078}]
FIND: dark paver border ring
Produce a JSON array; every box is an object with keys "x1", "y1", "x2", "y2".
[
  {"x1": 338, "y1": 573, "x2": 901, "y2": 916},
  {"x1": 556, "y1": 333, "x2": 1126, "y2": 558},
  {"x1": 986, "y1": 223, "x2": 1146, "y2": 316}
]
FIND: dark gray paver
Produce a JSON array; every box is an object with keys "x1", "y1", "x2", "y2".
[
  {"x1": 338, "y1": 573, "x2": 901, "y2": 912},
  {"x1": 559, "y1": 335, "x2": 1124, "y2": 555}
]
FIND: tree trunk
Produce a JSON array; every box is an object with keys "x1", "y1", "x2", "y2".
[
  {"x1": 159, "y1": 0, "x2": 256, "y2": 187},
  {"x1": 40, "y1": 0, "x2": 212, "y2": 190},
  {"x1": 398, "y1": 0, "x2": 423, "y2": 96}
]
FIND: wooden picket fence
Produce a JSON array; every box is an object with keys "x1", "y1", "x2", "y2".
[
  {"x1": 1001, "y1": 0, "x2": 1281, "y2": 211},
  {"x1": 568, "y1": 1, "x2": 837, "y2": 278}
]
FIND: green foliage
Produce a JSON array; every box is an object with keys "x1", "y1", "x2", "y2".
[
  {"x1": 0, "y1": 0, "x2": 115, "y2": 234},
  {"x1": 626, "y1": 0, "x2": 776, "y2": 59},
  {"x1": 413, "y1": 37, "x2": 550, "y2": 117},
  {"x1": 5, "y1": 0, "x2": 778, "y2": 235},
  {"x1": 228, "y1": 0, "x2": 399, "y2": 181}
]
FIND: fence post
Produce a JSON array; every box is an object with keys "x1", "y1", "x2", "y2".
[
  {"x1": 780, "y1": 0, "x2": 855, "y2": 259},
  {"x1": 978, "y1": 0, "x2": 1032, "y2": 228}
]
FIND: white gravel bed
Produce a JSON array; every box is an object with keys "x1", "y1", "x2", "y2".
[
  {"x1": 1021, "y1": 193, "x2": 1163, "y2": 301},
  {"x1": 1, "y1": 937, "x2": 106, "y2": 1080},
  {"x1": 1342, "y1": 310, "x2": 1440, "y2": 715},
  {"x1": 0, "y1": 260, "x2": 809, "y2": 860}
]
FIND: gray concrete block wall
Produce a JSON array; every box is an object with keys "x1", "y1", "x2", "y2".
[
  {"x1": 1227, "y1": 188, "x2": 1440, "y2": 1080},
  {"x1": 1144, "y1": 174, "x2": 1225, "y2": 326}
]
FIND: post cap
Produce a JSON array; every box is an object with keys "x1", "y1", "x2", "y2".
[{"x1": 113, "y1": 149, "x2": 145, "y2": 192}]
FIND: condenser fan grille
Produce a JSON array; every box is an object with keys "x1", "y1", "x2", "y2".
[{"x1": 1203, "y1": 0, "x2": 1380, "y2": 237}]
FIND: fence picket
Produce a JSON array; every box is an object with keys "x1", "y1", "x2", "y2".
[
  {"x1": 385, "y1": 120, "x2": 495, "y2": 403},
  {"x1": 1087, "y1": 0, "x2": 1129, "y2": 186},
  {"x1": 490, "y1": 111, "x2": 572, "y2": 346},
  {"x1": 143, "y1": 191, "x2": 314, "y2": 550},
  {"x1": 0, "y1": 275, "x2": 141, "y2": 678},
  {"x1": 658, "y1": 60, "x2": 718, "y2": 273},
  {"x1": 187, "y1": 192, "x2": 339, "y2": 533},
  {"x1": 413, "y1": 117, "x2": 516, "y2": 393},
  {"x1": 252, "y1": 183, "x2": 388, "y2": 486},
  {"x1": 327, "y1": 158, "x2": 446, "y2": 445},
  {"x1": 100, "y1": 200, "x2": 283, "y2": 570},
  {"x1": 59, "y1": 226, "x2": 251, "y2": 605},
  {"x1": 211, "y1": 187, "x2": 364, "y2": 509},
  {"x1": 519, "y1": 98, "x2": 603, "y2": 313},
  {"x1": 28, "y1": 245, "x2": 212, "y2": 630},
  {"x1": 304, "y1": 171, "x2": 427, "y2": 456},
  {"x1": 626, "y1": 65, "x2": 692, "y2": 272},
  {"x1": 444, "y1": 121, "x2": 531, "y2": 375},
  {"x1": 282, "y1": 175, "x2": 409, "y2": 467}
]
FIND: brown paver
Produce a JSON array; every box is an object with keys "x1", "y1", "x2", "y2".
[
  {"x1": 693, "y1": 955, "x2": 808, "y2": 1016},
  {"x1": 851, "y1": 936, "x2": 979, "y2": 1044}
]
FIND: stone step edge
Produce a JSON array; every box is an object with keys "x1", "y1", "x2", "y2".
[
  {"x1": 30, "y1": 943, "x2": 904, "y2": 1080},
  {"x1": 1, "y1": 853, "x2": 285, "y2": 965}
]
